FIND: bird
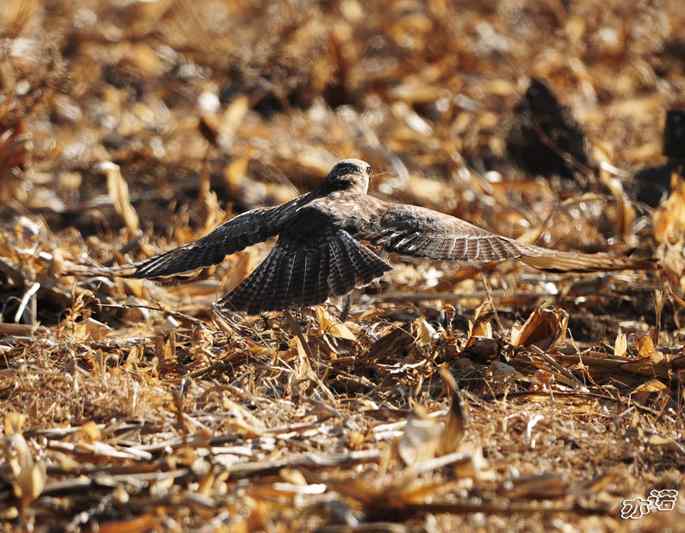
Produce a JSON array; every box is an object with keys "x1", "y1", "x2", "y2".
[
  {"x1": 105, "y1": 159, "x2": 651, "y2": 314},
  {"x1": 505, "y1": 78, "x2": 592, "y2": 180}
]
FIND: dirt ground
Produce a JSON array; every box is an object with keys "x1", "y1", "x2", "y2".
[{"x1": 1, "y1": 1, "x2": 685, "y2": 531}]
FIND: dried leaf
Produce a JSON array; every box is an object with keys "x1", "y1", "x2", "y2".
[
  {"x1": 206, "y1": 95, "x2": 250, "y2": 152},
  {"x1": 122, "y1": 278, "x2": 146, "y2": 298},
  {"x1": 653, "y1": 173, "x2": 685, "y2": 294},
  {"x1": 76, "y1": 421, "x2": 102, "y2": 443},
  {"x1": 98, "y1": 514, "x2": 160, "y2": 533},
  {"x1": 511, "y1": 307, "x2": 568, "y2": 351},
  {"x1": 3, "y1": 434, "x2": 46, "y2": 505},
  {"x1": 4, "y1": 412, "x2": 26, "y2": 435},
  {"x1": 222, "y1": 398, "x2": 266, "y2": 436},
  {"x1": 438, "y1": 367, "x2": 466, "y2": 454},
  {"x1": 614, "y1": 329, "x2": 628, "y2": 357},
  {"x1": 504, "y1": 474, "x2": 568, "y2": 499},
  {"x1": 636, "y1": 335, "x2": 663, "y2": 363},
  {"x1": 83, "y1": 317, "x2": 112, "y2": 341},
  {"x1": 279, "y1": 468, "x2": 307, "y2": 486},
  {"x1": 101, "y1": 162, "x2": 140, "y2": 233},
  {"x1": 315, "y1": 306, "x2": 357, "y2": 341},
  {"x1": 397, "y1": 370, "x2": 467, "y2": 466},
  {"x1": 470, "y1": 320, "x2": 492, "y2": 339},
  {"x1": 654, "y1": 173, "x2": 685, "y2": 245},
  {"x1": 397, "y1": 412, "x2": 442, "y2": 466},
  {"x1": 600, "y1": 171, "x2": 636, "y2": 242},
  {"x1": 647, "y1": 434, "x2": 673, "y2": 446},
  {"x1": 631, "y1": 379, "x2": 667, "y2": 396},
  {"x1": 224, "y1": 156, "x2": 250, "y2": 193}
]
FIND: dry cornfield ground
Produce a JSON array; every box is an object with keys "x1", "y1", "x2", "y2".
[{"x1": 2, "y1": 1, "x2": 685, "y2": 531}]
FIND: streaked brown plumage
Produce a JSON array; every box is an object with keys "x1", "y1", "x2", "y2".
[{"x1": 110, "y1": 159, "x2": 651, "y2": 314}]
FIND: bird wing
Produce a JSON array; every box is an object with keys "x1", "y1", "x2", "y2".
[
  {"x1": 125, "y1": 193, "x2": 316, "y2": 279},
  {"x1": 361, "y1": 203, "x2": 652, "y2": 272},
  {"x1": 218, "y1": 206, "x2": 392, "y2": 313}
]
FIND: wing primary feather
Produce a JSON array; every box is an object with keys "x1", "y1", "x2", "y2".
[
  {"x1": 122, "y1": 197, "x2": 318, "y2": 280},
  {"x1": 328, "y1": 236, "x2": 356, "y2": 295}
]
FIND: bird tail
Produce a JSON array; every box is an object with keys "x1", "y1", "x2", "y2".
[{"x1": 218, "y1": 230, "x2": 392, "y2": 314}]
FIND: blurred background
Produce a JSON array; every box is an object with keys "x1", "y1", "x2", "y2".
[{"x1": 1, "y1": 0, "x2": 684, "y2": 324}]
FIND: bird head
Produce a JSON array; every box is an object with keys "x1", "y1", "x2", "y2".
[{"x1": 324, "y1": 159, "x2": 371, "y2": 193}]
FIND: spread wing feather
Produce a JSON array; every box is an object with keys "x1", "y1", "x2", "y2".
[
  {"x1": 362, "y1": 203, "x2": 652, "y2": 272},
  {"x1": 122, "y1": 193, "x2": 316, "y2": 279}
]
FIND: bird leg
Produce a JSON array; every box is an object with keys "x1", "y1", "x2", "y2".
[
  {"x1": 284, "y1": 309, "x2": 315, "y2": 360},
  {"x1": 339, "y1": 293, "x2": 352, "y2": 322}
]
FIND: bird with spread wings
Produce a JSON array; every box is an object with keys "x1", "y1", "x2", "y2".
[{"x1": 98, "y1": 159, "x2": 651, "y2": 314}]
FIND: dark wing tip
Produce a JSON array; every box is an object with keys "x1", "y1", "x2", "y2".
[{"x1": 130, "y1": 244, "x2": 214, "y2": 279}]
